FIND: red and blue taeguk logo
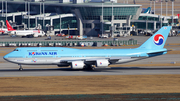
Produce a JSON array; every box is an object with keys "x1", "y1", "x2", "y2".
[
  {"x1": 153, "y1": 34, "x2": 164, "y2": 46},
  {"x1": 32, "y1": 52, "x2": 36, "y2": 55}
]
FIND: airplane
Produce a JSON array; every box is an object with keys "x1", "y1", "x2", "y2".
[
  {"x1": 6, "y1": 20, "x2": 45, "y2": 38},
  {"x1": 141, "y1": 7, "x2": 155, "y2": 14},
  {"x1": 3, "y1": 26, "x2": 171, "y2": 71},
  {"x1": 176, "y1": 14, "x2": 180, "y2": 18},
  {"x1": 0, "y1": 28, "x2": 8, "y2": 34},
  {"x1": 143, "y1": 7, "x2": 151, "y2": 14}
]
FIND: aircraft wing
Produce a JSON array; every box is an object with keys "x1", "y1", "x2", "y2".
[
  {"x1": 60, "y1": 57, "x2": 132, "y2": 63},
  {"x1": 146, "y1": 50, "x2": 170, "y2": 57}
]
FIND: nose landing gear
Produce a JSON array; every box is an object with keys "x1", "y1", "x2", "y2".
[{"x1": 18, "y1": 64, "x2": 23, "y2": 71}]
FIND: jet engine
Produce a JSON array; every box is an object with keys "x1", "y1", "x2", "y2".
[
  {"x1": 96, "y1": 60, "x2": 109, "y2": 67},
  {"x1": 71, "y1": 61, "x2": 85, "y2": 69}
]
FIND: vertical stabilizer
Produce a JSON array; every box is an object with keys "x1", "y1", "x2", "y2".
[
  {"x1": 144, "y1": 7, "x2": 151, "y2": 14},
  {"x1": 177, "y1": 14, "x2": 180, "y2": 18},
  {"x1": 6, "y1": 20, "x2": 15, "y2": 31},
  {"x1": 138, "y1": 26, "x2": 172, "y2": 49}
]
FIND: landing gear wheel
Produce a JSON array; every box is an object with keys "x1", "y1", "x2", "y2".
[
  {"x1": 19, "y1": 65, "x2": 23, "y2": 71},
  {"x1": 19, "y1": 68, "x2": 23, "y2": 71},
  {"x1": 84, "y1": 65, "x2": 95, "y2": 71}
]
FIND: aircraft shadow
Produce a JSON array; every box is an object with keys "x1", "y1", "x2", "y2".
[{"x1": 0, "y1": 66, "x2": 180, "y2": 72}]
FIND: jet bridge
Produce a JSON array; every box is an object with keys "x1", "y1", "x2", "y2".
[
  {"x1": 22, "y1": 13, "x2": 78, "y2": 35},
  {"x1": 0, "y1": 12, "x2": 27, "y2": 25}
]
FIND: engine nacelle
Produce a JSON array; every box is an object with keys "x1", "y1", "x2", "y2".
[
  {"x1": 96, "y1": 60, "x2": 109, "y2": 67},
  {"x1": 71, "y1": 61, "x2": 85, "y2": 69}
]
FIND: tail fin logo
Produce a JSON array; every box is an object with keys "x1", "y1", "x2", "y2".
[
  {"x1": 153, "y1": 34, "x2": 164, "y2": 46},
  {"x1": 6, "y1": 20, "x2": 15, "y2": 31}
]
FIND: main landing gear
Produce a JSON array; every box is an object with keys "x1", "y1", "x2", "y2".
[
  {"x1": 18, "y1": 64, "x2": 23, "y2": 71},
  {"x1": 84, "y1": 65, "x2": 95, "y2": 70}
]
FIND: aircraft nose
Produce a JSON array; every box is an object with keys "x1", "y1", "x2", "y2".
[{"x1": 3, "y1": 54, "x2": 8, "y2": 61}]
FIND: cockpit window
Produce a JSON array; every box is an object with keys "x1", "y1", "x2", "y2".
[{"x1": 13, "y1": 49, "x2": 19, "y2": 51}]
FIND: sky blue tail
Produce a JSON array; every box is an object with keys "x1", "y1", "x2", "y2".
[
  {"x1": 138, "y1": 26, "x2": 172, "y2": 49},
  {"x1": 144, "y1": 7, "x2": 151, "y2": 14}
]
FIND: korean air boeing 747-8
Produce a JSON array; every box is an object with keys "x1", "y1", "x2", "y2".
[{"x1": 3, "y1": 26, "x2": 171, "y2": 70}]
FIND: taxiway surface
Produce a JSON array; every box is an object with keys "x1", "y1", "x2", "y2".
[{"x1": 1, "y1": 66, "x2": 180, "y2": 77}]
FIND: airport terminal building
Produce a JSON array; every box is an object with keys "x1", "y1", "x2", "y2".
[
  {"x1": 0, "y1": 0, "x2": 178, "y2": 37},
  {"x1": 0, "y1": 0, "x2": 142, "y2": 36}
]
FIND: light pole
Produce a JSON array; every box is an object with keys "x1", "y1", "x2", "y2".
[
  {"x1": 5, "y1": 1, "x2": 7, "y2": 21},
  {"x1": 161, "y1": 0, "x2": 163, "y2": 28},
  {"x1": 101, "y1": 1, "x2": 104, "y2": 37},
  {"x1": 28, "y1": 2, "x2": 30, "y2": 29},
  {"x1": 150, "y1": 0, "x2": 152, "y2": 14},
  {"x1": 59, "y1": 15, "x2": 61, "y2": 34},
  {"x1": 153, "y1": 0, "x2": 155, "y2": 14},
  {"x1": 165, "y1": 0, "x2": 168, "y2": 16},
  {"x1": 68, "y1": 24, "x2": 70, "y2": 35},
  {"x1": 133, "y1": 0, "x2": 136, "y2": 4},
  {"x1": 25, "y1": 1, "x2": 27, "y2": 13},
  {"x1": 40, "y1": 2, "x2": 41, "y2": 15},
  {"x1": 43, "y1": 3, "x2": 45, "y2": 30},
  {"x1": 171, "y1": 0, "x2": 175, "y2": 26},
  {"x1": 111, "y1": 1, "x2": 114, "y2": 38},
  {"x1": 2, "y1": 0, "x2": 3, "y2": 16}
]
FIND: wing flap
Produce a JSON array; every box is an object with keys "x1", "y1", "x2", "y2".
[{"x1": 60, "y1": 57, "x2": 132, "y2": 63}]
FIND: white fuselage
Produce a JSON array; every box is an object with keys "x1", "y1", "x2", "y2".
[{"x1": 9, "y1": 30, "x2": 45, "y2": 37}]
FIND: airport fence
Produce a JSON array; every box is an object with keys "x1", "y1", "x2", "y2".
[{"x1": 0, "y1": 40, "x2": 137, "y2": 47}]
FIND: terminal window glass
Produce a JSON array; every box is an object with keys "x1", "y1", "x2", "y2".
[
  {"x1": 45, "y1": 20, "x2": 50, "y2": 26},
  {"x1": 15, "y1": 16, "x2": 22, "y2": 25},
  {"x1": 30, "y1": 19, "x2": 35, "y2": 28},
  {"x1": 53, "y1": 17, "x2": 77, "y2": 29},
  {"x1": 83, "y1": 23, "x2": 91, "y2": 28},
  {"x1": 104, "y1": 24, "x2": 111, "y2": 30},
  {"x1": 155, "y1": 18, "x2": 159, "y2": 21},
  {"x1": 95, "y1": 24, "x2": 100, "y2": 29},
  {"x1": 53, "y1": 19, "x2": 60, "y2": 29},
  {"x1": 7, "y1": 17, "x2": 13, "y2": 21},
  {"x1": 37, "y1": 20, "x2": 43, "y2": 29},
  {"x1": 134, "y1": 22, "x2": 146, "y2": 29},
  {"x1": 61, "y1": 17, "x2": 77, "y2": 29},
  {"x1": 103, "y1": 16, "x2": 111, "y2": 20},
  {"x1": 79, "y1": 7, "x2": 139, "y2": 20},
  {"x1": 114, "y1": 16, "x2": 128, "y2": 20},
  {"x1": 162, "y1": 18, "x2": 164, "y2": 21},
  {"x1": 0, "y1": 17, "x2": 6, "y2": 25},
  {"x1": 142, "y1": 16, "x2": 147, "y2": 20},
  {"x1": 163, "y1": 23, "x2": 168, "y2": 26},
  {"x1": 148, "y1": 23, "x2": 154, "y2": 30},
  {"x1": 138, "y1": 16, "x2": 147, "y2": 20},
  {"x1": 22, "y1": 19, "x2": 28, "y2": 27},
  {"x1": 156, "y1": 23, "x2": 160, "y2": 29},
  {"x1": 174, "y1": 19, "x2": 179, "y2": 24},
  {"x1": 138, "y1": 16, "x2": 143, "y2": 20},
  {"x1": 37, "y1": 20, "x2": 50, "y2": 29},
  {"x1": 114, "y1": 23, "x2": 120, "y2": 26},
  {"x1": 22, "y1": 19, "x2": 35, "y2": 28},
  {"x1": 148, "y1": 17, "x2": 154, "y2": 21}
]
